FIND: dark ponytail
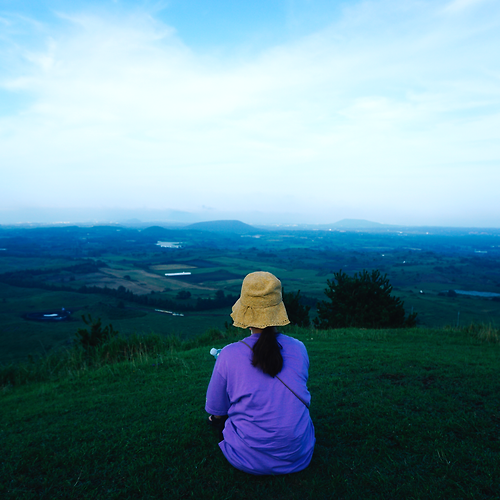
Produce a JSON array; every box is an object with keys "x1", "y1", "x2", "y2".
[{"x1": 251, "y1": 327, "x2": 283, "y2": 377}]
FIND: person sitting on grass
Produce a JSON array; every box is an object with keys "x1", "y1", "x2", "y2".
[{"x1": 205, "y1": 271, "x2": 315, "y2": 475}]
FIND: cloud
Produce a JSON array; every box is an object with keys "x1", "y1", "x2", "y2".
[
  {"x1": 0, "y1": 1, "x2": 499, "y2": 225},
  {"x1": 443, "y1": 0, "x2": 491, "y2": 14}
]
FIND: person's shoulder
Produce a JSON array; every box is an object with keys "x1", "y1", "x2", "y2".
[
  {"x1": 278, "y1": 333, "x2": 302, "y2": 343},
  {"x1": 278, "y1": 333, "x2": 306, "y2": 349},
  {"x1": 219, "y1": 339, "x2": 250, "y2": 356},
  {"x1": 215, "y1": 339, "x2": 251, "y2": 370},
  {"x1": 221, "y1": 341, "x2": 242, "y2": 351}
]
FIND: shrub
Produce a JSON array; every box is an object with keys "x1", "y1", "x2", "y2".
[{"x1": 75, "y1": 314, "x2": 118, "y2": 351}]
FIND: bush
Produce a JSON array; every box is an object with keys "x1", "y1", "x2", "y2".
[
  {"x1": 75, "y1": 314, "x2": 118, "y2": 351},
  {"x1": 314, "y1": 269, "x2": 417, "y2": 329}
]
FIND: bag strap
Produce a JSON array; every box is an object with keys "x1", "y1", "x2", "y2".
[{"x1": 239, "y1": 340, "x2": 310, "y2": 409}]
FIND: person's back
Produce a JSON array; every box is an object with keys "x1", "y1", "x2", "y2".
[
  {"x1": 205, "y1": 272, "x2": 315, "y2": 475},
  {"x1": 206, "y1": 332, "x2": 314, "y2": 475}
]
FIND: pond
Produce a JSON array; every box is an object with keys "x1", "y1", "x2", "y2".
[{"x1": 25, "y1": 309, "x2": 71, "y2": 322}]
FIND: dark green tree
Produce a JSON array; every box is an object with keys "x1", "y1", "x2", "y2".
[
  {"x1": 314, "y1": 269, "x2": 417, "y2": 329},
  {"x1": 283, "y1": 289, "x2": 311, "y2": 327}
]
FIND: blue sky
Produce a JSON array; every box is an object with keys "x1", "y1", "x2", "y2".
[{"x1": 1, "y1": 0, "x2": 499, "y2": 226}]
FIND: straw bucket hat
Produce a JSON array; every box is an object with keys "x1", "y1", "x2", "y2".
[{"x1": 231, "y1": 271, "x2": 290, "y2": 329}]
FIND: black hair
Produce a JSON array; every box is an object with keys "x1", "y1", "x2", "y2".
[{"x1": 251, "y1": 326, "x2": 283, "y2": 377}]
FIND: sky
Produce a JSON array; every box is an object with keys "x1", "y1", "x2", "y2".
[{"x1": 1, "y1": 0, "x2": 499, "y2": 227}]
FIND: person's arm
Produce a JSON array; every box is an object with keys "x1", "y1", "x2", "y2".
[{"x1": 205, "y1": 358, "x2": 230, "y2": 417}]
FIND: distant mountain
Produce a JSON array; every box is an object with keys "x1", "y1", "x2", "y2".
[
  {"x1": 184, "y1": 220, "x2": 259, "y2": 234},
  {"x1": 329, "y1": 219, "x2": 386, "y2": 229},
  {"x1": 140, "y1": 226, "x2": 176, "y2": 238}
]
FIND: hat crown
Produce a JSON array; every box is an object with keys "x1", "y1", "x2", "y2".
[{"x1": 240, "y1": 272, "x2": 282, "y2": 309}]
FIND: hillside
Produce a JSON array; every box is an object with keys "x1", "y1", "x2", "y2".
[
  {"x1": 1, "y1": 326, "x2": 498, "y2": 499},
  {"x1": 185, "y1": 219, "x2": 259, "y2": 234}
]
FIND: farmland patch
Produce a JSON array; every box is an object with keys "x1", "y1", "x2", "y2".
[
  {"x1": 161, "y1": 278, "x2": 214, "y2": 291},
  {"x1": 182, "y1": 259, "x2": 217, "y2": 268},
  {"x1": 167, "y1": 270, "x2": 244, "y2": 284},
  {"x1": 77, "y1": 269, "x2": 167, "y2": 295}
]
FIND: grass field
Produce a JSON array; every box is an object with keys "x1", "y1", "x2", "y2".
[
  {"x1": 1, "y1": 326, "x2": 499, "y2": 499},
  {"x1": 1, "y1": 244, "x2": 500, "y2": 364}
]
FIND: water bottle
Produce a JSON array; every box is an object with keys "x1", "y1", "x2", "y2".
[{"x1": 210, "y1": 348, "x2": 222, "y2": 359}]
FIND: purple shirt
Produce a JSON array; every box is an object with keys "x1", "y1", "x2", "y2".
[{"x1": 205, "y1": 333, "x2": 315, "y2": 475}]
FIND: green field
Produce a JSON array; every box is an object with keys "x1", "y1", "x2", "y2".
[
  {"x1": 1, "y1": 227, "x2": 500, "y2": 363},
  {"x1": 1, "y1": 326, "x2": 499, "y2": 499}
]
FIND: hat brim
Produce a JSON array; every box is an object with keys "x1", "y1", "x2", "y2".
[{"x1": 230, "y1": 298, "x2": 290, "y2": 329}]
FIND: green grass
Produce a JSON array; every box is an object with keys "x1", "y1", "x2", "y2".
[
  {"x1": 1, "y1": 326, "x2": 499, "y2": 499},
  {"x1": 395, "y1": 290, "x2": 500, "y2": 328}
]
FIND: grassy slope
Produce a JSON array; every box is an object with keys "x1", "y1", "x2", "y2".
[{"x1": 1, "y1": 327, "x2": 499, "y2": 500}]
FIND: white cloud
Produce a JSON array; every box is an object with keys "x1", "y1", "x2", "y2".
[{"x1": 0, "y1": 1, "x2": 500, "y2": 225}]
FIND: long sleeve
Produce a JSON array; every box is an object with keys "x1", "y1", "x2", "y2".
[{"x1": 205, "y1": 359, "x2": 230, "y2": 416}]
